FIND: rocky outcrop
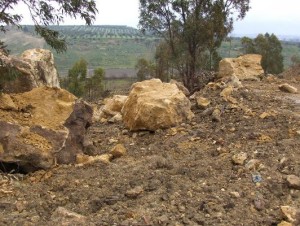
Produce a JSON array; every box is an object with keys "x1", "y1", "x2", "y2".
[
  {"x1": 0, "y1": 87, "x2": 92, "y2": 172},
  {"x1": 218, "y1": 54, "x2": 264, "y2": 80},
  {"x1": 122, "y1": 79, "x2": 194, "y2": 131},
  {"x1": 0, "y1": 48, "x2": 60, "y2": 93}
]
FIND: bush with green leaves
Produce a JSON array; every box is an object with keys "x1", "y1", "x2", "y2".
[{"x1": 241, "y1": 33, "x2": 284, "y2": 74}]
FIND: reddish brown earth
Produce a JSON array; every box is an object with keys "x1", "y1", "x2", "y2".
[{"x1": 1, "y1": 75, "x2": 300, "y2": 226}]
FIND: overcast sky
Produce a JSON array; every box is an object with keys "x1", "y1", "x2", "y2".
[{"x1": 14, "y1": 0, "x2": 300, "y2": 36}]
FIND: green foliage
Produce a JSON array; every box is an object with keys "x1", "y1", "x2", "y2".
[
  {"x1": 0, "y1": 58, "x2": 21, "y2": 92},
  {"x1": 85, "y1": 67, "x2": 105, "y2": 100},
  {"x1": 0, "y1": 0, "x2": 98, "y2": 53},
  {"x1": 154, "y1": 41, "x2": 173, "y2": 82},
  {"x1": 291, "y1": 55, "x2": 300, "y2": 66},
  {"x1": 67, "y1": 58, "x2": 88, "y2": 97},
  {"x1": 241, "y1": 37, "x2": 256, "y2": 54},
  {"x1": 241, "y1": 33, "x2": 284, "y2": 74},
  {"x1": 135, "y1": 58, "x2": 155, "y2": 81},
  {"x1": 139, "y1": 0, "x2": 250, "y2": 90}
]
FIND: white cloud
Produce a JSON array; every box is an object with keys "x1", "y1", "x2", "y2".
[
  {"x1": 233, "y1": 0, "x2": 300, "y2": 36},
  {"x1": 10, "y1": 0, "x2": 300, "y2": 35}
]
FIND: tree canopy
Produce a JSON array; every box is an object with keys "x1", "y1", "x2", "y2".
[
  {"x1": 241, "y1": 33, "x2": 284, "y2": 74},
  {"x1": 0, "y1": 0, "x2": 98, "y2": 53},
  {"x1": 139, "y1": 0, "x2": 250, "y2": 91}
]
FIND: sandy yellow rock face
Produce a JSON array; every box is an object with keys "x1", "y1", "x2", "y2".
[
  {"x1": 218, "y1": 54, "x2": 264, "y2": 80},
  {"x1": 122, "y1": 79, "x2": 194, "y2": 131}
]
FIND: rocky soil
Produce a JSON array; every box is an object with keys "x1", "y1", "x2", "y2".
[{"x1": 1, "y1": 76, "x2": 300, "y2": 226}]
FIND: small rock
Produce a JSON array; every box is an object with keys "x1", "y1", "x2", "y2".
[
  {"x1": 220, "y1": 85, "x2": 234, "y2": 101},
  {"x1": 122, "y1": 129, "x2": 129, "y2": 135},
  {"x1": 277, "y1": 221, "x2": 292, "y2": 226},
  {"x1": 253, "y1": 198, "x2": 265, "y2": 211},
  {"x1": 110, "y1": 144, "x2": 127, "y2": 158},
  {"x1": 196, "y1": 96, "x2": 210, "y2": 109},
  {"x1": 51, "y1": 207, "x2": 87, "y2": 225},
  {"x1": 157, "y1": 215, "x2": 169, "y2": 224},
  {"x1": 232, "y1": 152, "x2": 247, "y2": 165},
  {"x1": 108, "y1": 113, "x2": 123, "y2": 123},
  {"x1": 100, "y1": 117, "x2": 108, "y2": 123},
  {"x1": 280, "y1": 206, "x2": 298, "y2": 222},
  {"x1": 109, "y1": 138, "x2": 118, "y2": 144},
  {"x1": 279, "y1": 83, "x2": 298, "y2": 93},
  {"x1": 286, "y1": 175, "x2": 300, "y2": 190},
  {"x1": 125, "y1": 186, "x2": 144, "y2": 199},
  {"x1": 76, "y1": 154, "x2": 112, "y2": 165},
  {"x1": 201, "y1": 107, "x2": 214, "y2": 117},
  {"x1": 212, "y1": 108, "x2": 222, "y2": 122},
  {"x1": 230, "y1": 191, "x2": 240, "y2": 198},
  {"x1": 132, "y1": 133, "x2": 137, "y2": 139},
  {"x1": 245, "y1": 159, "x2": 261, "y2": 171},
  {"x1": 259, "y1": 112, "x2": 274, "y2": 119}
]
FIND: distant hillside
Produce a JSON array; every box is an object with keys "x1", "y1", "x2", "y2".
[
  {"x1": 0, "y1": 25, "x2": 159, "y2": 77},
  {"x1": 1, "y1": 25, "x2": 299, "y2": 77}
]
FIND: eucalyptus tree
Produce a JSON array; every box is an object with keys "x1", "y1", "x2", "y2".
[
  {"x1": 0, "y1": 0, "x2": 98, "y2": 53},
  {"x1": 139, "y1": 0, "x2": 250, "y2": 90}
]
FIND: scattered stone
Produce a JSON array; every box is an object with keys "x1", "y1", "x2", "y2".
[
  {"x1": 280, "y1": 206, "x2": 299, "y2": 223},
  {"x1": 109, "y1": 138, "x2": 118, "y2": 144},
  {"x1": 230, "y1": 191, "x2": 240, "y2": 198},
  {"x1": 76, "y1": 154, "x2": 113, "y2": 165},
  {"x1": 278, "y1": 83, "x2": 298, "y2": 94},
  {"x1": 218, "y1": 54, "x2": 264, "y2": 80},
  {"x1": 201, "y1": 107, "x2": 215, "y2": 117},
  {"x1": 50, "y1": 207, "x2": 87, "y2": 225},
  {"x1": 125, "y1": 186, "x2": 144, "y2": 199},
  {"x1": 103, "y1": 95, "x2": 127, "y2": 115},
  {"x1": 232, "y1": 152, "x2": 248, "y2": 165},
  {"x1": 110, "y1": 144, "x2": 127, "y2": 158},
  {"x1": 212, "y1": 108, "x2": 222, "y2": 122},
  {"x1": 220, "y1": 85, "x2": 234, "y2": 101},
  {"x1": 277, "y1": 221, "x2": 292, "y2": 226},
  {"x1": 253, "y1": 198, "x2": 265, "y2": 211},
  {"x1": 108, "y1": 113, "x2": 123, "y2": 123},
  {"x1": 245, "y1": 159, "x2": 261, "y2": 171},
  {"x1": 259, "y1": 111, "x2": 276, "y2": 119},
  {"x1": 286, "y1": 175, "x2": 300, "y2": 190},
  {"x1": 196, "y1": 96, "x2": 210, "y2": 109},
  {"x1": 122, "y1": 79, "x2": 194, "y2": 131},
  {"x1": 257, "y1": 134, "x2": 272, "y2": 143}
]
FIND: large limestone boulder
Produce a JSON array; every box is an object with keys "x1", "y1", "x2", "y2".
[
  {"x1": 218, "y1": 54, "x2": 264, "y2": 80},
  {"x1": 0, "y1": 86, "x2": 93, "y2": 172},
  {"x1": 122, "y1": 79, "x2": 194, "y2": 131},
  {"x1": 0, "y1": 48, "x2": 60, "y2": 93}
]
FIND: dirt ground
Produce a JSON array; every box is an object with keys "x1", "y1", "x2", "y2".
[{"x1": 1, "y1": 74, "x2": 300, "y2": 226}]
